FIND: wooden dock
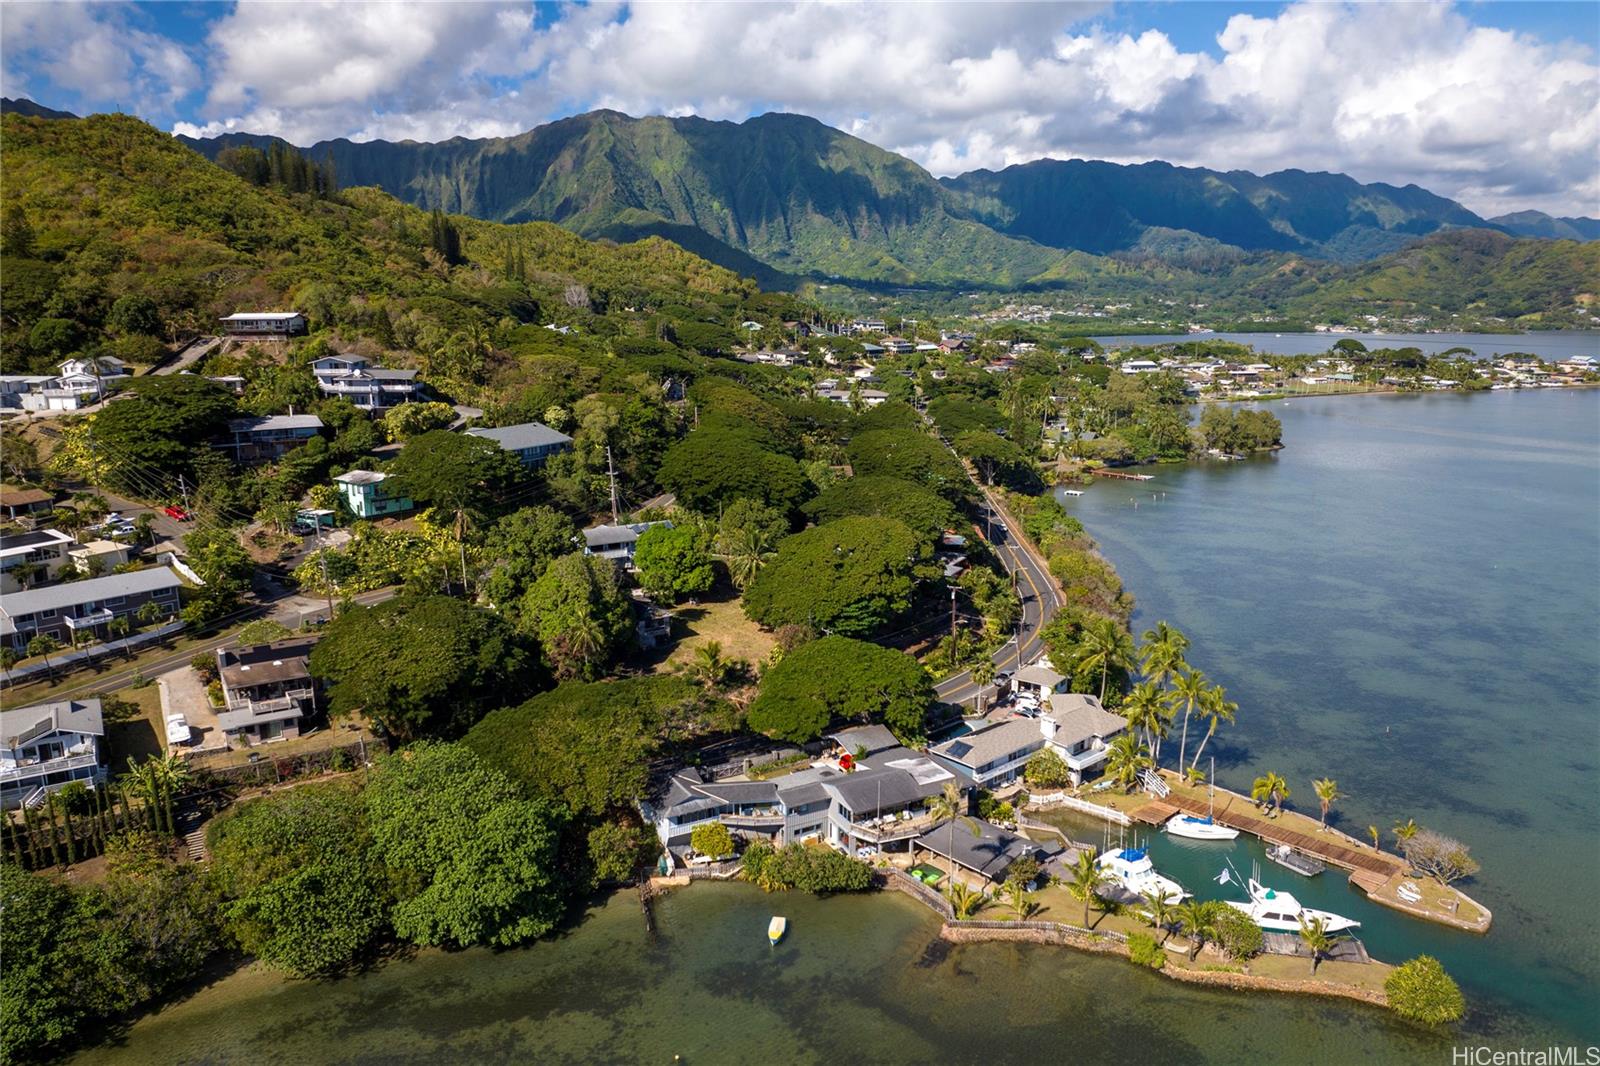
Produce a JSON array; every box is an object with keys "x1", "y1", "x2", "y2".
[
  {"x1": 1094, "y1": 470, "x2": 1155, "y2": 481},
  {"x1": 1130, "y1": 801, "x2": 1179, "y2": 825},
  {"x1": 1163, "y1": 793, "x2": 1401, "y2": 876}
]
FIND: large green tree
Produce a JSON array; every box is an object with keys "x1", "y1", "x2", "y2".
[
  {"x1": 520, "y1": 552, "x2": 634, "y2": 680},
  {"x1": 657, "y1": 426, "x2": 810, "y2": 516},
  {"x1": 387, "y1": 429, "x2": 523, "y2": 517},
  {"x1": 481, "y1": 505, "x2": 581, "y2": 619},
  {"x1": 206, "y1": 784, "x2": 387, "y2": 977},
  {"x1": 364, "y1": 743, "x2": 567, "y2": 947},
  {"x1": 633, "y1": 521, "x2": 715, "y2": 604},
  {"x1": 742, "y1": 516, "x2": 923, "y2": 637},
  {"x1": 308, "y1": 595, "x2": 537, "y2": 740},
  {"x1": 801, "y1": 475, "x2": 960, "y2": 542},
  {"x1": 747, "y1": 635, "x2": 933, "y2": 743},
  {"x1": 845, "y1": 429, "x2": 971, "y2": 501},
  {"x1": 88, "y1": 376, "x2": 237, "y2": 490}
]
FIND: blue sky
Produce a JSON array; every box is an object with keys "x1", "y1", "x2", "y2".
[{"x1": 3, "y1": 2, "x2": 1596, "y2": 214}]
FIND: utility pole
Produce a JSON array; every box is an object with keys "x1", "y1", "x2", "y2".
[
  {"x1": 177, "y1": 475, "x2": 190, "y2": 511},
  {"x1": 950, "y1": 585, "x2": 957, "y2": 637},
  {"x1": 606, "y1": 446, "x2": 621, "y2": 524},
  {"x1": 314, "y1": 523, "x2": 336, "y2": 625}
]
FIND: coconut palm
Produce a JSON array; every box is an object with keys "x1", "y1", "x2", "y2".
[
  {"x1": 715, "y1": 526, "x2": 775, "y2": 590},
  {"x1": 1071, "y1": 617, "x2": 1135, "y2": 702},
  {"x1": 1187, "y1": 684, "x2": 1238, "y2": 773},
  {"x1": 1168, "y1": 667, "x2": 1209, "y2": 772},
  {"x1": 0, "y1": 647, "x2": 18, "y2": 681},
  {"x1": 1104, "y1": 732, "x2": 1154, "y2": 793},
  {"x1": 948, "y1": 881, "x2": 984, "y2": 920},
  {"x1": 1298, "y1": 914, "x2": 1335, "y2": 974},
  {"x1": 1367, "y1": 825, "x2": 1381, "y2": 851},
  {"x1": 1175, "y1": 899, "x2": 1220, "y2": 961},
  {"x1": 1005, "y1": 879, "x2": 1035, "y2": 920},
  {"x1": 1392, "y1": 818, "x2": 1419, "y2": 849},
  {"x1": 971, "y1": 658, "x2": 996, "y2": 714},
  {"x1": 1251, "y1": 772, "x2": 1291, "y2": 816},
  {"x1": 690, "y1": 641, "x2": 730, "y2": 689},
  {"x1": 1064, "y1": 849, "x2": 1112, "y2": 928},
  {"x1": 136, "y1": 600, "x2": 163, "y2": 629},
  {"x1": 1312, "y1": 778, "x2": 1344, "y2": 830},
  {"x1": 1119, "y1": 680, "x2": 1168, "y2": 760},
  {"x1": 1139, "y1": 621, "x2": 1189, "y2": 687},
  {"x1": 1141, "y1": 887, "x2": 1178, "y2": 944},
  {"x1": 928, "y1": 782, "x2": 980, "y2": 901},
  {"x1": 26, "y1": 634, "x2": 60, "y2": 676}
]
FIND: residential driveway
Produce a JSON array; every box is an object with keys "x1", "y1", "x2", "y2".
[{"x1": 158, "y1": 664, "x2": 226, "y2": 754}]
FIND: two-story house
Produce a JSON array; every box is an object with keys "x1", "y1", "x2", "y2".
[
  {"x1": 1039, "y1": 692, "x2": 1129, "y2": 785},
  {"x1": 465, "y1": 421, "x2": 574, "y2": 468},
  {"x1": 219, "y1": 311, "x2": 307, "y2": 336},
  {"x1": 0, "y1": 529, "x2": 76, "y2": 593},
  {"x1": 928, "y1": 718, "x2": 1046, "y2": 789},
  {"x1": 582, "y1": 521, "x2": 672, "y2": 564},
  {"x1": 219, "y1": 414, "x2": 325, "y2": 463},
  {"x1": 311, "y1": 356, "x2": 422, "y2": 412},
  {"x1": 0, "y1": 566, "x2": 183, "y2": 651},
  {"x1": 333, "y1": 470, "x2": 413, "y2": 519},
  {"x1": 215, "y1": 637, "x2": 320, "y2": 743},
  {"x1": 17, "y1": 357, "x2": 130, "y2": 411},
  {"x1": 1, "y1": 698, "x2": 107, "y2": 809}
]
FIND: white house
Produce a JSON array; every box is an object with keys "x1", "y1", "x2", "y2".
[
  {"x1": 582, "y1": 521, "x2": 673, "y2": 564},
  {"x1": 311, "y1": 355, "x2": 422, "y2": 412},
  {"x1": 1, "y1": 698, "x2": 107, "y2": 809},
  {"x1": 1039, "y1": 692, "x2": 1129, "y2": 784},
  {"x1": 17, "y1": 357, "x2": 130, "y2": 411},
  {"x1": 928, "y1": 718, "x2": 1046, "y2": 788},
  {"x1": 0, "y1": 529, "x2": 76, "y2": 593},
  {"x1": 219, "y1": 311, "x2": 307, "y2": 336}
]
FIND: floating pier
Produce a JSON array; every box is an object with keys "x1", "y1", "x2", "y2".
[{"x1": 1094, "y1": 470, "x2": 1155, "y2": 481}]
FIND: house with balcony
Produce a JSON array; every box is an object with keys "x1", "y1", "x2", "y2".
[
  {"x1": 0, "y1": 566, "x2": 183, "y2": 651},
  {"x1": 465, "y1": 421, "x2": 573, "y2": 468},
  {"x1": 310, "y1": 355, "x2": 422, "y2": 412},
  {"x1": 582, "y1": 520, "x2": 672, "y2": 564},
  {"x1": 219, "y1": 311, "x2": 307, "y2": 336},
  {"x1": 1012, "y1": 658, "x2": 1067, "y2": 703},
  {"x1": 15, "y1": 357, "x2": 130, "y2": 412},
  {"x1": 215, "y1": 637, "x2": 320, "y2": 743},
  {"x1": 333, "y1": 470, "x2": 413, "y2": 519},
  {"x1": 1039, "y1": 693, "x2": 1129, "y2": 785},
  {"x1": 0, "y1": 528, "x2": 75, "y2": 593},
  {"x1": 0, "y1": 375, "x2": 55, "y2": 409},
  {"x1": 927, "y1": 718, "x2": 1045, "y2": 789},
  {"x1": 1, "y1": 698, "x2": 107, "y2": 809},
  {"x1": 219, "y1": 414, "x2": 325, "y2": 463}
]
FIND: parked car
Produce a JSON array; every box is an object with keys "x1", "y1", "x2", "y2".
[
  {"x1": 162, "y1": 505, "x2": 192, "y2": 521},
  {"x1": 164, "y1": 713, "x2": 191, "y2": 747}
]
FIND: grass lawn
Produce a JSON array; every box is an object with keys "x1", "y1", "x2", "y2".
[
  {"x1": 104, "y1": 684, "x2": 165, "y2": 774},
  {"x1": 187, "y1": 717, "x2": 379, "y2": 770},
  {"x1": 649, "y1": 593, "x2": 774, "y2": 674},
  {"x1": 3, "y1": 628, "x2": 221, "y2": 706}
]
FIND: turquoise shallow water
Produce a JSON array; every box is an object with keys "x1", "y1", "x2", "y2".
[{"x1": 72, "y1": 390, "x2": 1598, "y2": 1064}]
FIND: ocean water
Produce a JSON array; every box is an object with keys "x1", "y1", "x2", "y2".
[
  {"x1": 1093, "y1": 330, "x2": 1599, "y2": 360},
  {"x1": 71, "y1": 390, "x2": 1598, "y2": 1064}
]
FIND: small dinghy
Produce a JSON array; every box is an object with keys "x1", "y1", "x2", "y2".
[{"x1": 768, "y1": 916, "x2": 787, "y2": 946}]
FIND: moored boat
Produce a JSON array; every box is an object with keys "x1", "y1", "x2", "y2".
[
  {"x1": 1164, "y1": 813, "x2": 1240, "y2": 841},
  {"x1": 768, "y1": 916, "x2": 787, "y2": 945},
  {"x1": 1096, "y1": 847, "x2": 1190, "y2": 901},
  {"x1": 1226, "y1": 878, "x2": 1359, "y2": 933},
  {"x1": 1265, "y1": 842, "x2": 1326, "y2": 877}
]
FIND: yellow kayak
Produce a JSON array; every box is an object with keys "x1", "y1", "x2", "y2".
[{"x1": 768, "y1": 916, "x2": 787, "y2": 945}]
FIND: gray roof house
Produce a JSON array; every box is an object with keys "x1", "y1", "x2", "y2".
[
  {"x1": 1, "y1": 698, "x2": 106, "y2": 808},
  {"x1": 582, "y1": 521, "x2": 673, "y2": 564},
  {"x1": 220, "y1": 414, "x2": 325, "y2": 462},
  {"x1": 216, "y1": 637, "x2": 321, "y2": 744},
  {"x1": 1041, "y1": 693, "x2": 1129, "y2": 784},
  {"x1": 465, "y1": 421, "x2": 574, "y2": 468},
  {"x1": 913, "y1": 817, "x2": 1064, "y2": 884},
  {"x1": 927, "y1": 718, "x2": 1046, "y2": 788},
  {"x1": 1, "y1": 566, "x2": 183, "y2": 651}
]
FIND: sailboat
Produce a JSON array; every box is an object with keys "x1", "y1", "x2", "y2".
[{"x1": 1165, "y1": 758, "x2": 1240, "y2": 840}]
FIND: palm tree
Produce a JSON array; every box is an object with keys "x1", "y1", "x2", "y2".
[
  {"x1": 1072, "y1": 617, "x2": 1135, "y2": 701},
  {"x1": 1104, "y1": 732, "x2": 1154, "y2": 793},
  {"x1": 1187, "y1": 684, "x2": 1238, "y2": 772},
  {"x1": 971, "y1": 659, "x2": 996, "y2": 714},
  {"x1": 1005, "y1": 879, "x2": 1034, "y2": 920},
  {"x1": 26, "y1": 634, "x2": 60, "y2": 677},
  {"x1": 133, "y1": 513, "x2": 156, "y2": 546},
  {"x1": 1120, "y1": 681, "x2": 1169, "y2": 761},
  {"x1": 563, "y1": 613, "x2": 607, "y2": 677},
  {"x1": 1168, "y1": 667, "x2": 1209, "y2": 772},
  {"x1": 1141, "y1": 887, "x2": 1178, "y2": 944},
  {"x1": 1251, "y1": 771, "x2": 1291, "y2": 816},
  {"x1": 0, "y1": 647, "x2": 18, "y2": 681},
  {"x1": 1175, "y1": 899, "x2": 1219, "y2": 961},
  {"x1": 1139, "y1": 621, "x2": 1189, "y2": 687},
  {"x1": 1392, "y1": 818, "x2": 1419, "y2": 849},
  {"x1": 690, "y1": 641, "x2": 729, "y2": 689},
  {"x1": 928, "y1": 782, "x2": 979, "y2": 901},
  {"x1": 715, "y1": 527, "x2": 775, "y2": 590},
  {"x1": 1298, "y1": 914, "x2": 1335, "y2": 974},
  {"x1": 153, "y1": 754, "x2": 195, "y2": 836},
  {"x1": 1367, "y1": 825, "x2": 1381, "y2": 851},
  {"x1": 136, "y1": 600, "x2": 162, "y2": 628},
  {"x1": 106, "y1": 616, "x2": 132, "y2": 659},
  {"x1": 1064, "y1": 849, "x2": 1111, "y2": 928},
  {"x1": 1312, "y1": 778, "x2": 1344, "y2": 830},
  {"x1": 948, "y1": 881, "x2": 984, "y2": 920}
]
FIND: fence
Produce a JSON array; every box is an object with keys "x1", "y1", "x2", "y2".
[
  {"x1": 192, "y1": 738, "x2": 373, "y2": 789},
  {"x1": 685, "y1": 859, "x2": 743, "y2": 881},
  {"x1": 883, "y1": 867, "x2": 955, "y2": 919},
  {"x1": 953, "y1": 918, "x2": 1127, "y2": 943},
  {"x1": 1026, "y1": 792, "x2": 1131, "y2": 826},
  {"x1": 2, "y1": 621, "x2": 186, "y2": 685}
]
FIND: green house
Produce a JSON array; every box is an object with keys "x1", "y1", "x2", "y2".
[{"x1": 333, "y1": 470, "x2": 412, "y2": 519}]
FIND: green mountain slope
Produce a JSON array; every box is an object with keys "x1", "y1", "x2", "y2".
[
  {"x1": 183, "y1": 112, "x2": 1064, "y2": 288},
  {"x1": 0, "y1": 111, "x2": 776, "y2": 374},
  {"x1": 941, "y1": 158, "x2": 1500, "y2": 262},
  {"x1": 1489, "y1": 211, "x2": 1600, "y2": 242}
]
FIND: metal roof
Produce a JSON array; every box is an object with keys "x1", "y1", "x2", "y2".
[
  {"x1": 914, "y1": 818, "x2": 1063, "y2": 881},
  {"x1": 466, "y1": 422, "x2": 573, "y2": 451},
  {"x1": 220, "y1": 312, "x2": 304, "y2": 322},
  {"x1": 0, "y1": 567, "x2": 182, "y2": 629},
  {"x1": 1, "y1": 698, "x2": 105, "y2": 746},
  {"x1": 929, "y1": 718, "x2": 1043, "y2": 769},
  {"x1": 227, "y1": 414, "x2": 324, "y2": 434},
  {"x1": 0, "y1": 529, "x2": 73, "y2": 556}
]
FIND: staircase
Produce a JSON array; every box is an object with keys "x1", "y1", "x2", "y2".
[
  {"x1": 1140, "y1": 770, "x2": 1170, "y2": 798},
  {"x1": 22, "y1": 787, "x2": 47, "y2": 810},
  {"x1": 183, "y1": 827, "x2": 207, "y2": 862}
]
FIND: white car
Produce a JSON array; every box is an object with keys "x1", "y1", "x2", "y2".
[{"x1": 164, "y1": 713, "x2": 191, "y2": 747}]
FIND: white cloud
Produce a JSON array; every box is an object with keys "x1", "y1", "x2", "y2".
[
  {"x1": 1, "y1": 3, "x2": 199, "y2": 116},
  {"x1": 5, "y1": 1, "x2": 1596, "y2": 215}
]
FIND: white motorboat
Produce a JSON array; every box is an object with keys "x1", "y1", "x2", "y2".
[
  {"x1": 1165, "y1": 813, "x2": 1240, "y2": 841},
  {"x1": 1165, "y1": 758, "x2": 1240, "y2": 840},
  {"x1": 1226, "y1": 878, "x2": 1360, "y2": 934},
  {"x1": 1096, "y1": 847, "x2": 1190, "y2": 901}
]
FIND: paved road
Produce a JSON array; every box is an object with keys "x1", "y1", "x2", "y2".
[{"x1": 932, "y1": 492, "x2": 1061, "y2": 708}]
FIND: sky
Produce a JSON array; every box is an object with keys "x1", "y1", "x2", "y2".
[{"x1": 2, "y1": 1, "x2": 1597, "y2": 217}]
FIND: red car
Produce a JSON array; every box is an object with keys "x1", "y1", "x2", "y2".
[{"x1": 162, "y1": 505, "x2": 193, "y2": 521}]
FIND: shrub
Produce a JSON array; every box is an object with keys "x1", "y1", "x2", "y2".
[
  {"x1": 1128, "y1": 932, "x2": 1167, "y2": 969},
  {"x1": 1385, "y1": 956, "x2": 1465, "y2": 1024},
  {"x1": 690, "y1": 822, "x2": 736, "y2": 859},
  {"x1": 1212, "y1": 905, "x2": 1264, "y2": 961},
  {"x1": 1023, "y1": 748, "x2": 1072, "y2": 789},
  {"x1": 190, "y1": 651, "x2": 219, "y2": 682},
  {"x1": 743, "y1": 841, "x2": 872, "y2": 894}
]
